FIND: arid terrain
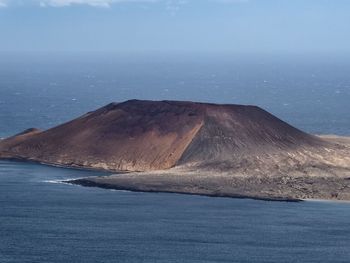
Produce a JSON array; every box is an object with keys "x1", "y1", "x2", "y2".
[{"x1": 1, "y1": 100, "x2": 350, "y2": 201}]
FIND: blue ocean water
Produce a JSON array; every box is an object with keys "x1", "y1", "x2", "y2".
[
  {"x1": 1, "y1": 160, "x2": 350, "y2": 263},
  {"x1": 0, "y1": 53, "x2": 350, "y2": 262},
  {"x1": 0, "y1": 52, "x2": 349, "y2": 137}
]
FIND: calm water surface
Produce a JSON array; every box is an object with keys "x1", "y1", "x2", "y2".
[
  {"x1": 1, "y1": 53, "x2": 350, "y2": 262},
  {"x1": 1, "y1": 160, "x2": 350, "y2": 263}
]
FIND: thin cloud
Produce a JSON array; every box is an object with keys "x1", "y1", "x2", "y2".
[
  {"x1": 0, "y1": 0, "x2": 247, "y2": 8},
  {"x1": 0, "y1": 0, "x2": 7, "y2": 7},
  {"x1": 165, "y1": 0, "x2": 187, "y2": 15},
  {"x1": 212, "y1": 0, "x2": 248, "y2": 3},
  {"x1": 39, "y1": 0, "x2": 158, "y2": 7}
]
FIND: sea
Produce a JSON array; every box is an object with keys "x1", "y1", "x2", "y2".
[{"x1": 0, "y1": 52, "x2": 350, "y2": 262}]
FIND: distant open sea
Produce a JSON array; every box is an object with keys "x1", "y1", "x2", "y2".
[{"x1": 0, "y1": 52, "x2": 350, "y2": 262}]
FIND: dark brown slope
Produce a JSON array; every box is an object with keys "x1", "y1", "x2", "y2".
[{"x1": 0, "y1": 99, "x2": 328, "y2": 172}]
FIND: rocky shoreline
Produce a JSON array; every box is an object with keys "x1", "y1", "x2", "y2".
[
  {"x1": 65, "y1": 177, "x2": 302, "y2": 202},
  {"x1": 63, "y1": 160, "x2": 350, "y2": 202}
]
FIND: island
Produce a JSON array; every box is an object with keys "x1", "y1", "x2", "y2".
[{"x1": 1, "y1": 99, "x2": 350, "y2": 201}]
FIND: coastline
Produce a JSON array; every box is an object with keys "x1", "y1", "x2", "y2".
[
  {"x1": 58, "y1": 176, "x2": 350, "y2": 204},
  {"x1": 2, "y1": 153, "x2": 350, "y2": 203},
  {"x1": 303, "y1": 198, "x2": 350, "y2": 204},
  {"x1": 64, "y1": 177, "x2": 302, "y2": 202},
  {"x1": 61, "y1": 165, "x2": 350, "y2": 202},
  {"x1": 2, "y1": 158, "x2": 345, "y2": 203},
  {"x1": 0, "y1": 156, "x2": 120, "y2": 174}
]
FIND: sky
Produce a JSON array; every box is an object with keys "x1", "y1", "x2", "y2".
[{"x1": 0, "y1": 0, "x2": 350, "y2": 55}]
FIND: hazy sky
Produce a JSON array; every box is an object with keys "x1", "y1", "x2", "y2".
[{"x1": 0, "y1": 0, "x2": 350, "y2": 54}]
